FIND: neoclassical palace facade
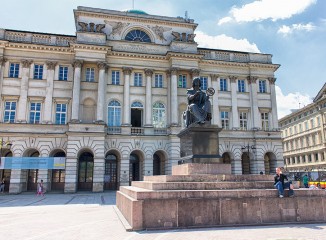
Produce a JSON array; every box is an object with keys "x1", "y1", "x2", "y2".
[
  {"x1": 279, "y1": 83, "x2": 326, "y2": 172},
  {"x1": 0, "y1": 7, "x2": 282, "y2": 193}
]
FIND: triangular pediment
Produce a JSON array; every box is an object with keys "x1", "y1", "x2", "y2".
[{"x1": 313, "y1": 83, "x2": 326, "y2": 102}]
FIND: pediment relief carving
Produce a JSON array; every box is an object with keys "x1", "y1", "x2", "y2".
[
  {"x1": 104, "y1": 21, "x2": 130, "y2": 36},
  {"x1": 77, "y1": 22, "x2": 105, "y2": 33},
  {"x1": 147, "y1": 25, "x2": 172, "y2": 41}
]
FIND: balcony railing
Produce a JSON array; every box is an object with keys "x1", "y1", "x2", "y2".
[
  {"x1": 107, "y1": 126, "x2": 121, "y2": 134},
  {"x1": 154, "y1": 128, "x2": 168, "y2": 135},
  {"x1": 131, "y1": 127, "x2": 144, "y2": 135}
]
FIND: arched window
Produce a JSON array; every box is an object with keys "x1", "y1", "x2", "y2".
[
  {"x1": 108, "y1": 100, "x2": 121, "y2": 126},
  {"x1": 131, "y1": 102, "x2": 143, "y2": 108},
  {"x1": 125, "y1": 30, "x2": 151, "y2": 42},
  {"x1": 153, "y1": 102, "x2": 166, "y2": 128}
]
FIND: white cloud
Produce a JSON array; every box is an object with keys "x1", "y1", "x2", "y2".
[
  {"x1": 195, "y1": 31, "x2": 260, "y2": 53},
  {"x1": 218, "y1": 0, "x2": 317, "y2": 25},
  {"x1": 277, "y1": 23, "x2": 316, "y2": 35},
  {"x1": 276, "y1": 85, "x2": 312, "y2": 119}
]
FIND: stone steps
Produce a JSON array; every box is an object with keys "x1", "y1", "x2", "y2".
[
  {"x1": 143, "y1": 174, "x2": 274, "y2": 182},
  {"x1": 132, "y1": 180, "x2": 275, "y2": 190}
]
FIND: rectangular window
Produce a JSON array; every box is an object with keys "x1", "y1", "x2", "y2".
[
  {"x1": 55, "y1": 103, "x2": 67, "y2": 125},
  {"x1": 261, "y1": 112, "x2": 269, "y2": 131},
  {"x1": 304, "y1": 121, "x2": 308, "y2": 130},
  {"x1": 239, "y1": 112, "x2": 247, "y2": 130},
  {"x1": 317, "y1": 116, "x2": 321, "y2": 126},
  {"x1": 258, "y1": 80, "x2": 267, "y2": 93},
  {"x1": 29, "y1": 102, "x2": 41, "y2": 124},
  {"x1": 85, "y1": 68, "x2": 95, "y2": 82},
  {"x1": 200, "y1": 76, "x2": 208, "y2": 90},
  {"x1": 238, "y1": 79, "x2": 245, "y2": 92},
  {"x1": 220, "y1": 111, "x2": 229, "y2": 130},
  {"x1": 34, "y1": 64, "x2": 43, "y2": 79},
  {"x1": 4, "y1": 101, "x2": 16, "y2": 123},
  {"x1": 59, "y1": 66, "x2": 68, "y2": 81},
  {"x1": 294, "y1": 126, "x2": 297, "y2": 134},
  {"x1": 112, "y1": 70, "x2": 120, "y2": 85},
  {"x1": 155, "y1": 74, "x2": 163, "y2": 88},
  {"x1": 310, "y1": 119, "x2": 314, "y2": 128},
  {"x1": 315, "y1": 153, "x2": 319, "y2": 161},
  {"x1": 134, "y1": 72, "x2": 142, "y2": 86},
  {"x1": 220, "y1": 78, "x2": 227, "y2": 91},
  {"x1": 299, "y1": 124, "x2": 302, "y2": 132},
  {"x1": 178, "y1": 75, "x2": 187, "y2": 88},
  {"x1": 9, "y1": 63, "x2": 20, "y2": 78}
]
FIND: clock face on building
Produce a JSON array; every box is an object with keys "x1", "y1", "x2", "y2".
[{"x1": 125, "y1": 29, "x2": 151, "y2": 42}]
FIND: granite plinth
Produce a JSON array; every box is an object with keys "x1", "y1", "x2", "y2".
[
  {"x1": 116, "y1": 174, "x2": 326, "y2": 230},
  {"x1": 172, "y1": 163, "x2": 231, "y2": 175}
]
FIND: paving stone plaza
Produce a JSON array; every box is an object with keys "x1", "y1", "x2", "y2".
[{"x1": 1, "y1": 192, "x2": 326, "y2": 240}]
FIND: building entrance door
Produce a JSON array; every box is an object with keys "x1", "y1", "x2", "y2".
[
  {"x1": 78, "y1": 152, "x2": 94, "y2": 191},
  {"x1": 104, "y1": 154, "x2": 118, "y2": 190},
  {"x1": 129, "y1": 154, "x2": 140, "y2": 185}
]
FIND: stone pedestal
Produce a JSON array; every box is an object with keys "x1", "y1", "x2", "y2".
[
  {"x1": 172, "y1": 163, "x2": 231, "y2": 175},
  {"x1": 177, "y1": 123, "x2": 223, "y2": 164}
]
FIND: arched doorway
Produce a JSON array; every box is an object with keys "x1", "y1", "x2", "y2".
[
  {"x1": 104, "y1": 153, "x2": 118, "y2": 190},
  {"x1": 241, "y1": 152, "x2": 251, "y2": 174},
  {"x1": 51, "y1": 151, "x2": 66, "y2": 191},
  {"x1": 264, "y1": 152, "x2": 277, "y2": 174},
  {"x1": 222, "y1": 152, "x2": 231, "y2": 164},
  {"x1": 153, "y1": 151, "x2": 166, "y2": 175},
  {"x1": 78, "y1": 152, "x2": 94, "y2": 191},
  {"x1": 0, "y1": 149, "x2": 13, "y2": 192},
  {"x1": 25, "y1": 149, "x2": 40, "y2": 191},
  {"x1": 129, "y1": 153, "x2": 140, "y2": 185}
]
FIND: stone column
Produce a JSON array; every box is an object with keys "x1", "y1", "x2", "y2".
[
  {"x1": 71, "y1": 60, "x2": 83, "y2": 122},
  {"x1": 93, "y1": 157, "x2": 105, "y2": 192},
  {"x1": 166, "y1": 70, "x2": 171, "y2": 126},
  {"x1": 122, "y1": 67, "x2": 132, "y2": 125},
  {"x1": 0, "y1": 57, "x2": 7, "y2": 99},
  {"x1": 210, "y1": 74, "x2": 220, "y2": 126},
  {"x1": 230, "y1": 76, "x2": 239, "y2": 129},
  {"x1": 96, "y1": 62, "x2": 107, "y2": 122},
  {"x1": 17, "y1": 59, "x2": 33, "y2": 123},
  {"x1": 145, "y1": 69, "x2": 153, "y2": 127},
  {"x1": 268, "y1": 77, "x2": 279, "y2": 129},
  {"x1": 248, "y1": 76, "x2": 259, "y2": 129},
  {"x1": 119, "y1": 155, "x2": 130, "y2": 186},
  {"x1": 170, "y1": 67, "x2": 179, "y2": 126},
  {"x1": 43, "y1": 61, "x2": 57, "y2": 123}
]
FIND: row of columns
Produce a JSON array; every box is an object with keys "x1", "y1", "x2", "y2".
[{"x1": 0, "y1": 56, "x2": 279, "y2": 129}]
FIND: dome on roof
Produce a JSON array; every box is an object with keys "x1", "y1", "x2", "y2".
[{"x1": 125, "y1": 9, "x2": 148, "y2": 15}]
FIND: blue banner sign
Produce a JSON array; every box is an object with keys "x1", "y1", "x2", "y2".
[{"x1": 0, "y1": 157, "x2": 65, "y2": 169}]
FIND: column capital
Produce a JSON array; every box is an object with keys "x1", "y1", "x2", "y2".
[
  {"x1": 169, "y1": 67, "x2": 179, "y2": 75},
  {"x1": 122, "y1": 67, "x2": 133, "y2": 75},
  {"x1": 247, "y1": 76, "x2": 258, "y2": 84},
  {"x1": 210, "y1": 74, "x2": 219, "y2": 81},
  {"x1": 268, "y1": 77, "x2": 276, "y2": 85},
  {"x1": 21, "y1": 59, "x2": 33, "y2": 68},
  {"x1": 0, "y1": 57, "x2": 7, "y2": 66},
  {"x1": 73, "y1": 60, "x2": 83, "y2": 68},
  {"x1": 144, "y1": 68, "x2": 154, "y2": 77},
  {"x1": 190, "y1": 68, "x2": 200, "y2": 78},
  {"x1": 229, "y1": 75, "x2": 237, "y2": 83},
  {"x1": 46, "y1": 61, "x2": 57, "y2": 70},
  {"x1": 97, "y1": 62, "x2": 107, "y2": 70}
]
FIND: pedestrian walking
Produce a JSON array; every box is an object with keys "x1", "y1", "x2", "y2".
[{"x1": 36, "y1": 179, "x2": 45, "y2": 196}]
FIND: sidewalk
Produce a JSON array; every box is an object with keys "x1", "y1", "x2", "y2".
[{"x1": 0, "y1": 191, "x2": 325, "y2": 240}]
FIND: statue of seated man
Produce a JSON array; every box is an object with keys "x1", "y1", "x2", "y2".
[{"x1": 184, "y1": 77, "x2": 212, "y2": 127}]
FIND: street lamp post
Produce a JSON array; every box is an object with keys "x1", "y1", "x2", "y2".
[{"x1": 241, "y1": 143, "x2": 256, "y2": 174}]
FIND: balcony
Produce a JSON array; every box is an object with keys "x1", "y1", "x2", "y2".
[
  {"x1": 131, "y1": 127, "x2": 144, "y2": 135},
  {"x1": 107, "y1": 126, "x2": 121, "y2": 134}
]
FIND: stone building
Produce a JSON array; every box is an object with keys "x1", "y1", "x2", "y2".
[
  {"x1": 0, "y1": 6, "x2": 282, "y2": 193},
  {"x1": 279, "y1": 83, "x2": 326, "y2": 171}
]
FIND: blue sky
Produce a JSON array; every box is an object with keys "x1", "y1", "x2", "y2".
[{"x1": 0, "y1": 0, "x2": 325, "y2": 118}]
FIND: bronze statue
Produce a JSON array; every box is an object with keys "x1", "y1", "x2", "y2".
[{"x1": 184, "y1": 77, "x2": 214, "y2": 127}]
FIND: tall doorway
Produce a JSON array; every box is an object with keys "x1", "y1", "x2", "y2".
[
  {"x1": 129, "y1": 154, "x2": 140, "y2": 185},
  {"x1": 51, "y1": 151, "x2": 66, "y2": 191},
  {"x1": 104, "y1": 153, "x2": 118, "y2": 190},
  {"x1": 78, "y1": 152, "x2": 94, "y2": 191},
  {"x1": 25, "y1": 149, "x2": 40, "y2": 191}
]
